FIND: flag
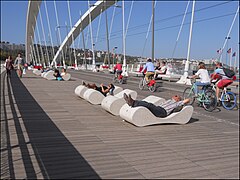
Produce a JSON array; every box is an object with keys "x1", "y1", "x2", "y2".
[
  {"x1": 217, "y1": 48, "x2": 221, "y2": 54},
  {"x1": 227, "y1": 48, "x2": 231, "y2": 54},
  {"x1": 232, "y1": 52, "x2": 236, "y2": 57}
]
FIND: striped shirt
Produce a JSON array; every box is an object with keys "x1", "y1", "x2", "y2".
[{"x1": 159, "y1": 99, "x2": 184, "y2": 115}]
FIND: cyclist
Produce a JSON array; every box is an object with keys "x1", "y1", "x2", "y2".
[
  {"x1": 141, "y1": 58, "x2": 155, "y2": 83},
  {"x1": 189, "y1": 62, "x2": 211, "y2": 96},
  {"x1": 211, "y1": 61, "x2": 234, "y2": 103},
  {"x1": 113, "y1": 61, "x2": 122, "y2": 78}
]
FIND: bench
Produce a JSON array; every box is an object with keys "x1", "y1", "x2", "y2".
[
  {"x1": 119, "y1": 95, "x2": 193, "y2": 127},
  {"x1": 101, "y1": 89, "x2": 137, "y2": 116}
]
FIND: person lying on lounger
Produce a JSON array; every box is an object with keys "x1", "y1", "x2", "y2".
[
  {"x1": 82, "y1": 81, "x2": 115, "y2": 96},
  {"x1": 123, "y1": 93, "x2": 190, "y2": 118}
]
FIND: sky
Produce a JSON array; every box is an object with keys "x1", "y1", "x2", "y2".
[{"x1": 1, "y1": 1, "x2": 239, "y2": 66}]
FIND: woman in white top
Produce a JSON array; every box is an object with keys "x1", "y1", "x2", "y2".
[{"x1": 190, "y1": 62, "x2": 210, "y2": 95}]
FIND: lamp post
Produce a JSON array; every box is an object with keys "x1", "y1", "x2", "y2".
[{"x1": 225, "y1": 36, "x2": 231, "y2": 66}]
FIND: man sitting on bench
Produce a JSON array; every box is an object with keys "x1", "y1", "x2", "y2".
[{"x1": 123, "y1": 93, "x2": 190, "y2": 118}]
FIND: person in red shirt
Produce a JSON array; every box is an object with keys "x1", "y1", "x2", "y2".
[{"x1": 113, "y1": 61, "x2": 122, "y2": 77}]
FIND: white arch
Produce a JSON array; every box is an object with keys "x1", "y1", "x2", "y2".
[
  {"x1": 52, "y1": 0, "x2": 118, "y2": 64},
  {"x1": 26, "y1": 0, "x2": 118, "y2": 64},
  {"x1": 25, "y1": 1, "x2": 42, "y2": 63}
]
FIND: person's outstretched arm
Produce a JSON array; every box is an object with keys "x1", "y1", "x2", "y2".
[{"x1": 183, "y1": 98, "x2": 190, "y2": 104}]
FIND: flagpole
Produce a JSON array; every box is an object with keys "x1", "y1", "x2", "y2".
[
  {"x1": 235, "y1": 56, "x2": 237, "y2": 71},
  {"x1": 229, "y1": 51, "x2": 232, "y2": 68}
]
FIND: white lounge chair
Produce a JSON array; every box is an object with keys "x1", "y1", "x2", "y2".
[
  {"x1": 62, "y1": 73, "x2": 71, "y2": 81},
  {"x1": 33, "y1": 69, "x2": 42, "y2": 76},
  {"x1": 119, "y1": 95, "x2": 193, "y2": 127},
  {"x1": 82, "y1": 85, "x2": 124, "y2": 105},
  {"x1": 43, "y1": 70, "x2": 56, "y2": 80},
  {"x1": 83, "y1": 89, "x2": 105, "y2": 105},
  {"x1": 101, "y1": 89, "x2": 137, "y2": 116},
  {"x1": 41, "y1": 72, "x2": 46, "y2": 77},
  {"x1": 74, "y1": 85, "x2": 88, "y2": 98},
  {"x1": 109, "y1": 86, "x2": 123, "y2": 95},
  {"x1": 74, "y1": 85, "x2": 123, "y2": 99}
]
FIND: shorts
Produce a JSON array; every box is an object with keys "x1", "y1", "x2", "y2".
[{"x1": 217, "y1": 79, "x2": 233, "y2": 89}]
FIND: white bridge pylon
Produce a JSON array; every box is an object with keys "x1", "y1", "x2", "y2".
[{"x1": 25, "y1": 0, "x2": 118, "y2": 66}]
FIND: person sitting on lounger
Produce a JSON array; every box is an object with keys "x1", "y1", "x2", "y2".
[
  {"x1": 123, "y1": 93, "x2": 190, "y2": 118},
  {"x1": 61, "y1": 68, "x2": 67, "y2": 76},
  {"x1": 154, "y1": 61, "x2": 167, "y2": 79},
  {"x1": 82, "y1": 81, "x2": 115, "y2": 96},
  {"x1": 53, "y1": 69, "x2": 63, "y2": 81}
]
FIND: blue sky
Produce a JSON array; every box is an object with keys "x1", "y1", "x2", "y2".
[{"x1": 1, "y1": 1, "x2": 239, "y2": 64}]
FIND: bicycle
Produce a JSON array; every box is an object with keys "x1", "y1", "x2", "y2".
[
  {"x1": 211, "y1": 79, "x2": 237, "y2": 110},
  {"x1": 183, "y1": 79, "x2": 217, "y2": 112},
  {"x1": 139, "y1": 73, "x2": 156, "y2": 92},
  {"x1": 113, "y1": 72, "x2": 127, "y2": 84}
]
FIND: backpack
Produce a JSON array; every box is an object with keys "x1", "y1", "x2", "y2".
[{"x1": 223, "y1": 68, "x2": 235, "y2": 78}]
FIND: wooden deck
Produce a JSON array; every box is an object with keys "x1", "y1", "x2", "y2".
[{"x1": 1, "y1": 70, "x2": 239, "y2": 179}]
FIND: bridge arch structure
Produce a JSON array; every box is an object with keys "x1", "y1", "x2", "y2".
[{"x1": 25, "y1": 0, "x2": 118, "y2": 65}]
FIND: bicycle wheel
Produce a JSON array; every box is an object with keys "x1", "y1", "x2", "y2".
[
  {"x1": 139, "y1": 79, "x2": 144, "y2": 90},
  {"x1": 149, "y1": 83, "x2": 156, "y2": 92},
  {"x1": 119, "y1": 78, "x2": 123, "y2": 84},
  {"x1": 221, "y1": 91, "x2": 237, "y2": 110},
  {"x1": 202, "y1": 89, "x2": 217, "y2": 112},
  {"x1": 183, "y1": 87, "x2": 195, "y2": 105},
  {"x1": 113, "y1": 76, "x2": 117, "y2": 83}
]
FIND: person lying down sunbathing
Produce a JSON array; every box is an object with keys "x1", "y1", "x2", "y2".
[
  {"x1": 123, "y1": 93, "x2": 190, "y2": 118},
  {"x1": 82, "y1": 81, "x2": 115, "y2": 96}
]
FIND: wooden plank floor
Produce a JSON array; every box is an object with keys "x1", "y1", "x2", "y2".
[{"x1": 1, "y1": 70, "x2": 239, "y2": 179}]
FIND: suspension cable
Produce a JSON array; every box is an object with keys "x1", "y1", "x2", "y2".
[
  {"x1": 219, "y1": 6, "x2": 239, "y2": 62},
  {"x1": 125, "y1": 1, "x2": 134, "y2": 39},
  {"x1": 54, "y1": 0, "x2": 66, "y2": 68},
  {"x1": 39, "y1": 4, "x2": 50, "y2": 67},
  {"x1": 31, "y1": 33, "x2": 40, "y2": 65},
  {"x1": 34, "y1": 15, "x2": 46, "y2": 68},
  {"x1": 44, "y1": 1, "x2": 56, "y2": 67},
  {"x1": 95, "y1": 8, "x2": 103, "y2": 44},
  {"x1": 67, "y1": 0, "x2": 77, "y2": 67},
  {"x1": 171, "y1": 1, "x2": 190, "y2": 59},
  {"x1": 141, "y1": 1, "x2": 157, "y2": 57}
]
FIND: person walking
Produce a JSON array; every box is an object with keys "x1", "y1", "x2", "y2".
[
  {"x1": 14, "y1": 53, "x2": 24, "y2": 78},
  {"x1": 5, "y1": 55, "x2": 14, "y2": 77}
]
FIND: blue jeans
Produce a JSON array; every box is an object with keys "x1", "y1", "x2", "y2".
[{"x1": 194, "y1": 82, "x2": 210, "y2": 95}]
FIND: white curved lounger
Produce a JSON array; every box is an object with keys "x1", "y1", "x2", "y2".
[
  {"x1": 44, "y1": 70, "x2": 56, "y2": 80},
  {"x1": 75, "y1": 85, "x2": 123, "y2": 99},
  {"x1": 101, "y1": 89, "x2": 138, "y2": 116},
  {"x1": 83, "y1": 85, "x2": 124, "y2": 105},
  {"x1": 41, "y1": 72, "x2": 46, "y2": 77},
  {"x1": 62, "y1": 73, "x2": 71, "y2": 81},
  {"x1": 74, "y1": 85, "x2": 88, "y2": 98},
  {"x1": 120, "y1": 105, "x2": 193, "y2": 127},
  {"x1": 33, "y1": 69, "x2": 42, "y2": 76},
  {"x1": 83, "y1": 89, "x2": 105, "y2": 105},
  {"x1": 109, "y1": 86, "x2": 123, "y2": 95}
]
